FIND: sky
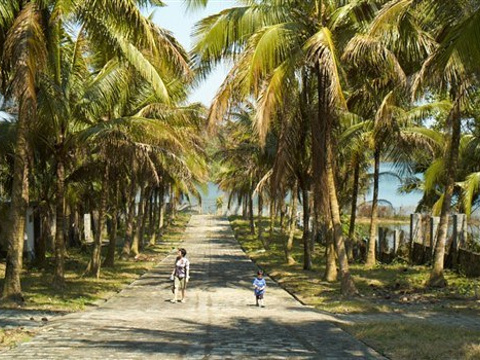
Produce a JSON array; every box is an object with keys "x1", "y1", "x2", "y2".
[{"x1": 151, "y1": 1, "x2": 236, "y2": 105}]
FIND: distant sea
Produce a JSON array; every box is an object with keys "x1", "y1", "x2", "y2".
[
  {"x1": 364, "y1": 162, "x2": 423, "y2": 214},
  {"x1": 189, "y1": 163, "x2": 423, "y2": 215}
]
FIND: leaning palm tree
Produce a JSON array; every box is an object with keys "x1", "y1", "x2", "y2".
[{"x1": 190, "y1": 0, "x2": 367, "y2": 295}]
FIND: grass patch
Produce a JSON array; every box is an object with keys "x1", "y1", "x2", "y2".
[
  {"x1": 0, "y1": 328, "x2": 35, "y2": 350},
  {"x1": 0, "y1": 212, "x2": 191, "y2": 312},
  {"x1": 347, "y1": 321, "x2": 480, "y2": 360},
  {"x1": 229, "y1": 216, "x2": 480, "y2": 314},
  {"x1": 230, "y1": 215, "x2": 480, "y2": 358}
]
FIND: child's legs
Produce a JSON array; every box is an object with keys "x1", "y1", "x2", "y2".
[
  {"x1": 173, "y1": 277, "x2": 181, "y2": 300},
  {"x1": 179, "y1": 278, "x2": 186, "y2": 299}
]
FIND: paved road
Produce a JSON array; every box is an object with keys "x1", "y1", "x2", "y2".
[{"x1": 0, "y1": 215, "x2": 384, "y2": 359}]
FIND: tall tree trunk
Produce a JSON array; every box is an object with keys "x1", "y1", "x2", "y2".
[
  {"x1": 257, "y1": 193, "x2": 265, "y2": 246},
  {"x1": 249, "y1": 183, "x2": 255, "y2": 235},
  {"x1": 267, "y1": 200, "x2": 275, "y2": 248},
  {"x1": 313, "y1": 65, "x2": 336, "y2": 281},
  {"x1": 347, "y1": 161, "x2": 360, "y2": 262},
  {"x1": 366, "y1": 149, "x2": 380, "y2": 268},
  {"x1": 326, "y1": 123, "x2": 358, "y2": 296},
  {"x1": 86, "y1": 165, "x2": 109, "y2": 278},
  {"x1": 131, "y1": 183, "x2": 146, "y2": 256},
  {"x1": 122, "y1": 177, "x2": 137, "y2": 258},
  {"x1": 104, "y1": 181, "x2": 119, "y2": 268},
  {"x1": 2, "y1": 107, "x2": 29, "y2": 302},
  {"x1": 35, "y1": 205, "x2": 51, "y2": 269},
  {"x1": 301, "y1": 185, "x2": 312, "y2": 270},
  {"x1": 53, "y1": 156, "x2": 66, "y2": 288},
  {"x1": 139, "y1": 187, "x2": 151, "y2": 251},
  {"x1": 324, "y1": 223, "x2": 337, "y2": 282},
  {"x1": 428, "y1": 99, "x2": 461, "y2": 287},
  {"x1": 155, "y1": 186, "x2": 165, "y2": 242},
  {"x1": 285, "y1": 182, "x2": 298, "y2": 265},
  {"x1": 149, "y1": 189, "x2": 158, "y2": 246}
]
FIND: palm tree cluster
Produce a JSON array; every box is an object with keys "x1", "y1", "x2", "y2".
[
  {"x1": 191, "y1": 0, "x2": 480, "y2": 294},
  {"x1": 0, "y1": 1, "x2": 208, "y2": 303}
]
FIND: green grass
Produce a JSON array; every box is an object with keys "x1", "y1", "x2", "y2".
[
  {"x1": 230, "y1": 215, "x2": 480, "y2": 359},
  {"x1": 0, "y1": 213, "x2": 191, "y2": 312},
  {"x1": 347, "y1": 321, "x2": 480, "y2": 360},
  {"x1": 0, "y1": 328, "x2": 35, "y2": 350}
]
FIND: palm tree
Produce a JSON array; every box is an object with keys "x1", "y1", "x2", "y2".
[
  {"x1": 411, "y1": 0, "x2": 480, "y2": 287},
  {"x1": 1, "y1": 0, "x2": 194, "y2": 296},
  {"x1": 190, "y1": 0, "x2": 370, "y2": 295},
  {"x1": 0, "y1": 1, "x2": 47, "y2": 302}
]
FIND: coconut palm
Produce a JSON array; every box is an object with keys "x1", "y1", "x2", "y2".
[
  {"x1": 1, "y1": 0, "x2": 194, "y2": 299},
  {"x1": 411, "y1": 1, "x2": 480, "y2": 287},
  {"x1": 190, "y1": 0, "x2": 374, "y2": 295}
]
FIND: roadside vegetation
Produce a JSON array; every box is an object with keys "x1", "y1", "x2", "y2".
[
  {"x1": 0, "y1": 212, "x2": 190, "y2": 349},
  {"x1": 230, "y1": 216, "x2": 480, "y2": 359}
]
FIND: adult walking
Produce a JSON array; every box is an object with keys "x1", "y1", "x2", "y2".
[{"x1": 170, "y1": 248, "x2": 190, "y2": 303}]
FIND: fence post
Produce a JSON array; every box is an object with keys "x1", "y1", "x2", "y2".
[{"x1": 393, "y1": 229, "x2": 399, "y2": 255}]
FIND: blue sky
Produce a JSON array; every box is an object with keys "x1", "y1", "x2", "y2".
[{"x1": 151, "y1": 1, "x2": 236, "y2": 105}]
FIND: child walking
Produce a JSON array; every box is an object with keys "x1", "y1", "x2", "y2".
[{"x1": 253, "y1": 270, "x2": 266, "y2": 307}]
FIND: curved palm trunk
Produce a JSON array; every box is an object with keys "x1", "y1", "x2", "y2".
[
  {"x1": 366, "y1": 149, "x2": 380, "y2": 268},
  {"x1": 285, "y1": 182, "x2": 298, "y2": 265},
  {"x1": 2, "y1": 106, "x2": 29, "y2": 302},
  {"x1": 428, "y1": 100, "x2": 461, "y2": 287},
  {"x1": 327, "y1": 134, "x2": 358, "y2": 296},
  {"x1": 53, "y1": 156, "x2": 66, "y2": 288},
  {"x1": 347, "y1": 161, "x2": 360, "y2": 262},
  {"x1": 86, "y1": 165, "x2": 109, "y2": 278}
]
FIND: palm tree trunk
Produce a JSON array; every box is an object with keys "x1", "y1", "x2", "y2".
[
  {"x1": 366, "y1": 149, "x2": 380, "y2": 268},
  {"x1": 104, "y1": 181, "x2": 119, "y2": 268},
  {"x1": 122, "y1": 177, "x2": 136, "y2": 258},
  {"x1": 347, "y1": 161, "x2": 360, "y2": 262},
  {"x1": 248, "y1": 184, "x2": 255, "y2": 235},
  {"x1": 326, "y1": 133, "x2": 358, "y2": 296},
  {"x1": 139, "y1": 187, "x2": 151, "y2": 251},
  {"x1": 301, "y1": 185, "x2": 312, "y2": 270},
  {"x1": 155, "y1": 186, "x2": 165, "y2": 242},
  {"x1": 86, "y1": 165, "x2": 109, "y2": 278},
  {"x1": 53, "y1": 156, "x2": 66, "y2": 288},
  {"x1": 313, "y1": 64, "x2": 336, "y2": 281},
  {"x1": 428, "y1": 100, "x2": 461, "y2": 287},
  {"x1": 268, "y1": 200, "x2": 275, "y2": 248},
  {"x1": 285, "y1": 181, "x2": 298, "y2": 265},
  {"x1": 35, "y1": 205, "x2": 51, "y2": 269},
  {"x1": 131, "y1": 183, "x2": 146, "y2": 256},
  {"x1": 257, "y1": 193, "x2": 264, "y2": 246},
  {"x1": 149, "y1": 189, "x2": 158, "y2": 246},
  {"x1": 2, "y1": 107, "x2": 29, "y2": 302}
]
